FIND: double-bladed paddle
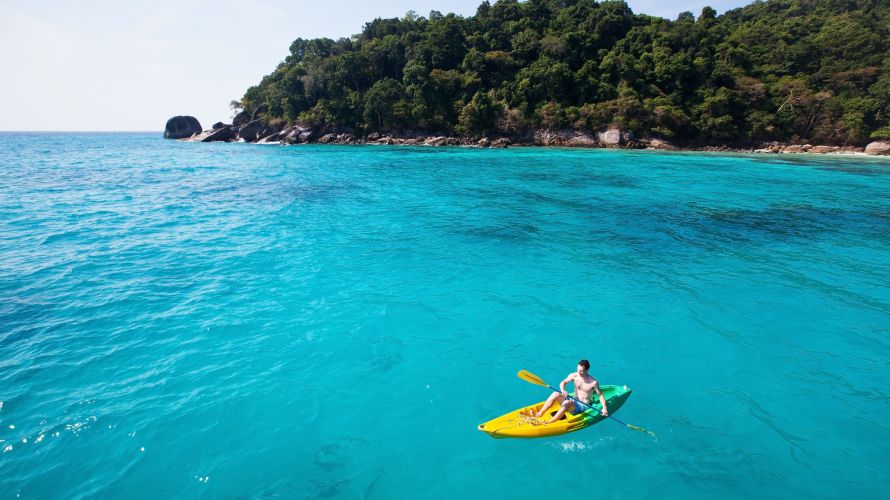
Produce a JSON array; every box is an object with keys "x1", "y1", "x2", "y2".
[{"x1": 517, "y1": 369, "x2": 655, "y2": 437}]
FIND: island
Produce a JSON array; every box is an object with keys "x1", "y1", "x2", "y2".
[{"x1": 166, "y1": 0, "x2": 890, "y2": 155}]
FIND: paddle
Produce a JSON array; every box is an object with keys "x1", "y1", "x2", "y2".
[{"x1": 517, "y1": 369, "x2": 655, "y2": 437}]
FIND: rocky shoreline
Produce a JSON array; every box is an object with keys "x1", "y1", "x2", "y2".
[{"x1": 164, "y1": 115, "x2": 890, "y2": 156}]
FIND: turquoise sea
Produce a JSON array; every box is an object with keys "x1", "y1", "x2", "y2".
[{"x1": 1, "y1": 132, "x2": 889, "y2": 498}]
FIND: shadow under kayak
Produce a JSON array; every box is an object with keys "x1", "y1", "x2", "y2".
[{"x1": 477, "y1": 384, "x2": 632, "y2": 439}]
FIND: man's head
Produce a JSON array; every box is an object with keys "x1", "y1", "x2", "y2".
[{"x1": 577, "y1": 359, "x2": 590, "y2": 374}]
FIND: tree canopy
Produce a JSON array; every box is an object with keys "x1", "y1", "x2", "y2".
[{"x1": 237, "y1": 0, "x2": 890, "y2": 145}]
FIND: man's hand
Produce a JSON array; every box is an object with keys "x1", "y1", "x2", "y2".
[
  {"x1": 561, "y1": 390, "x2": 568, "y2": 397},
  {"x1": 601, "y1": 408, "x2": 609, "y2": 417}
]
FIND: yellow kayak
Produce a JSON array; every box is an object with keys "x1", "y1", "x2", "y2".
[{"x1": 477, "y1": 385, "x2": 632, "y2": 438}]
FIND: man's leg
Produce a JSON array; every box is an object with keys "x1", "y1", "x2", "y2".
[
  {"x1": 546, "y1": 400, "x2": 575, "y2": 424},
  {"x1": 534, "y1": 392, "x2": 565, "y2": 418}
]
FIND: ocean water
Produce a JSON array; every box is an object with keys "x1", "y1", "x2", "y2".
[{"x1": 1, "y1": 132, "x2": 889, "y2": 498}]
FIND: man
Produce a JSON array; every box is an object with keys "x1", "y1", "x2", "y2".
[{"x1": 532, "y1": 360, "x2": 608, "y2": 424}]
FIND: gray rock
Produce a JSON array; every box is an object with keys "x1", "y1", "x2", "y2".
[
  {"x1": 865, "y1": 141, "x2": 890, "y2": 155},
  {"x1": 251, "y1": 104, "x2": 268, "y2": 121},
  {"x1": 257, "y1": 128, "x2": 285, "y2": 143},
  {"x1": 164, "y1": 115, "x2": 202, "y2": 139},
  {"x1": 491, "y1": 138, "x2": 511, "y2": 148},
  {"x1": 233, "y1": 111, "x2": 251, "y2": 128},
  {"x1": 430, "y1": 137, "x2": 449, "y2": 146},
  {"x1": 238, "y1": 120, "x2": 265, "y2": 142},
  {"x1": 298, "y1": 130, "x2": 316, "y2": 143},
  {"x1": 565, "y1": 133, "x2": 598, "y2": 147},
  {"x1": 282, "y1": 127, "x2": 304, "y2": 144},
  {"x1": 188, "y1": 131, "x2": 211, "y2": 142},
  {"x1": 597, "y1": 129, "x2": 623, "y2": 146},
  {"x1": 201, "y1": 126, "x2": 237, "y2": 142},
  {"x1": 646, "y1": 138, "x2": 677, "y2": 150},
  {"x1": 212, "y1": 122, "x2": 226, "y2": 130},
  {"x1": 533, "y1": 130, "x2": 559, "y2": 145},
  {"x1": 534, "y1": 129, "x2": 588, "y2": 146}
]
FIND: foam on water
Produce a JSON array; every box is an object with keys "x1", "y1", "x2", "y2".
[{"x1": 0, "y1": 133, "x2": 889, "y2": 498}]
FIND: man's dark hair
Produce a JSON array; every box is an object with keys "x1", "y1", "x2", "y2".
[{"x1": 578, "y1": 359, "x2": 590, "y2": 370}]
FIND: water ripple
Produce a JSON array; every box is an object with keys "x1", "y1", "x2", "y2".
[{"x1": 0, "y1": 136, "x2": 888, "y2": 498}]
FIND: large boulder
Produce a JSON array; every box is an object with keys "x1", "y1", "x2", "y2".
[
  {"x1": 232, "y1": 111, "x2": 251, "y2": 128},
  {"x1": 782, "y1": 144, "x2": 808, "y2": 153},
  {"x1": 282, "y1": 127, "x2": 300, "y2": 144},
  {"x1": 864, "y1": 141, "x2": 890, "y2": 155},
  {"x1": 257, "y1": 129, "x2": 285, "y2": 143},
  {"x1": 424, "y1": 136, "x2": 445, "y2": 146},
  {"x1": 251, "y1": 104, "x2": 269, "y2": 121},
  {"x1": 317, "y1": 133, "x2": 338, "y2": 144},
  {"x1": 164, "y1": 115, "x2": 202, "y2": 139},
  {"x1": 565, "y1": 133, "x2": 598, "y2": 147},
  {"x1": 201, "y1": 126, "x2": 237, "y2": 142},
  {"x1": 533, "y1": 130, "x2": 566, "y2": 145},
  {"x1": 281, "y1": 126, "x2": 310, "y2": 144},
  {"x1": 646, "y1": 138, "x2": 677, "y2": 150},
  {"x1": 238, "y1": 120, "x2": 265, "y2": 142},
  {"x1": 256, "y1": 122, "x2": 284, "y2": 142},
  {"x1": 298, "y1": 130, "x2": 316, "y2": 143},
  {"x1": 597, "y1": 128, "x2": 623, "y2": 146}
]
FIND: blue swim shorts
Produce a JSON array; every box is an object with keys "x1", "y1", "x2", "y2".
[{"x1": 570, "y1": 399, "x2": 592, "y2": 414}]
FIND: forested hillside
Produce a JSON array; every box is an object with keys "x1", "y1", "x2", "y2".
[{"x1": 235, "y1": 0, "x2": 890, "y2": 146}]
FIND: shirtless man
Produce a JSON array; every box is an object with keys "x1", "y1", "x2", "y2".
[{"x1": 533, "y1": 360, "x2": 608, "y2": 424}]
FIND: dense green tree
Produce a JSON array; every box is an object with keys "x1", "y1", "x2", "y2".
[
  {"x1": 238, "y1": 0, "x2": 890, "y2": 145},
  {"x1": 458, "y1": 91, "x2": 502, "y2": 134},
  {"x1": 363, "y1": 78, "x2": 410, "y2": 130}
]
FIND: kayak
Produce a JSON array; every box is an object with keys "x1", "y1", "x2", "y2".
[{"x1": 477, "y1": 385, "x2": 632, "y2": 439}]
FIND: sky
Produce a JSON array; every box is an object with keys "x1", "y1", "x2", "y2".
[{"x1": 1, "y1": 0, "x2": 748, "y2": 131}]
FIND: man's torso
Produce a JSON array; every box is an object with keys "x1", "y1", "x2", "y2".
[{"x1": 573, "y1": 374, "x2": 597, "y2": 404}]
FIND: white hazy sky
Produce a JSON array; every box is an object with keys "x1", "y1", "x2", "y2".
[{"x1": 1, "y1": 0, "x2": 747, "y2": 131}]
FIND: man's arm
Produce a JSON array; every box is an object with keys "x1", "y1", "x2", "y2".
[
  {"x1": 594, "y1": 381, "x2": 608, "y2": 416},
  {"x1": 559, "y1": 373, "x2": 575, "y2": 396}
]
